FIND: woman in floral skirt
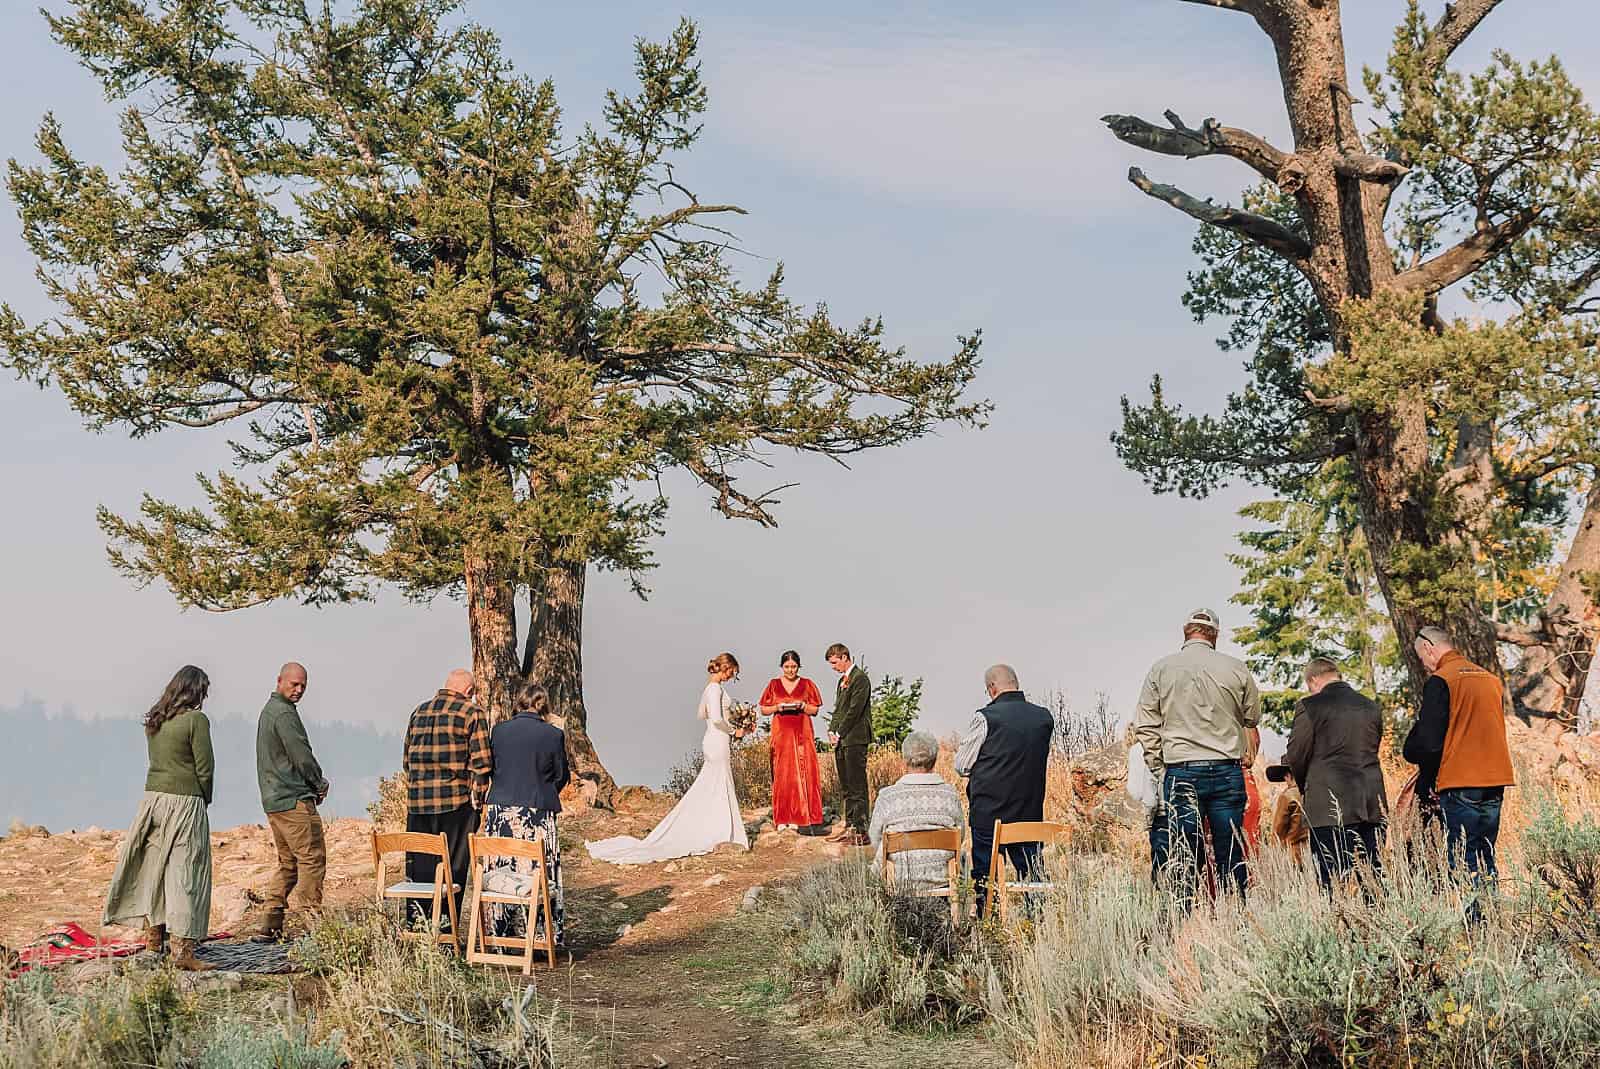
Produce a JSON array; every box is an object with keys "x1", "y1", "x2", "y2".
[{"x1": 481, "y1": 680, "x2": 568, "y2": 945}]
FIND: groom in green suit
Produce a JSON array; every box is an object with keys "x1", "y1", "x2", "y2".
[{"x1": 825, "y1": 643, "x2": 873, "y2": 845}]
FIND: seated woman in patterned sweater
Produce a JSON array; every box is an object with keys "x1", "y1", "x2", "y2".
[{"x1": 868, "y1": 731, "x2": 965, "y2": 892}]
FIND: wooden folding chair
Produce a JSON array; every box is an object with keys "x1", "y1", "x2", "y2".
[
  {"x1": 371, "y1": 831, "x2": 460, "y2": 950},
  {"x1": 882, "y1": 827, "x2": 963, "y2": 924},
  {"x1": 465, "y1": 833, "x2": 557, "y2": 974},
  {"x1": 985, "y1": 819, "x2": 1071, "y2": 922}
]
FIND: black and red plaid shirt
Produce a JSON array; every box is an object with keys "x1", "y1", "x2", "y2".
[{"x1": 403, "y1": 689, "x2": 492, "y2": 814}]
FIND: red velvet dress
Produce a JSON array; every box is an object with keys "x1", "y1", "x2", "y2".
[{"x1": 760, "y1": 677, "x2": 824, "y2": 826}]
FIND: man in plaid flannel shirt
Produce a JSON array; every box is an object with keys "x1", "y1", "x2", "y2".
[{"x1": 403, "y1": 668, "x2": 492, "y2": 929}]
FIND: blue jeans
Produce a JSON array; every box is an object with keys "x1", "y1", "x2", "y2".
[
  {"x1": 1158, "y1": 761, "x2": 1248, "y2": 909},
  {"x1": 1439, "y1": 787, "x2": 1503, "y2": 880}
]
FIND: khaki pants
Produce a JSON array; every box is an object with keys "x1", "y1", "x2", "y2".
[{"x1": 265, "y1": 800, "x2": 327, "y2": 913}]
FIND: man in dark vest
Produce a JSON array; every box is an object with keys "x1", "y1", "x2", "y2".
[
  {"x1": 1285, "y1": 657, "x2": 1387, "y2": 892},
  {"x1": 955, "y1": 664, "x2": 1054, "y2": 914}
]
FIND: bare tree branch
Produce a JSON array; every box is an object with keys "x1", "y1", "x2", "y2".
[
  {"x1": 1333, "y1": 152, "x2": 1409, "y2": 183},
  {"x1": 1393, "y1": 207, "x2": 1544, "y2": 294},
  {"x1": 1304, "y1": 389, "x2": 1353, "y2": 414},
  {"x1": 167, "y1": 400, "x2": 270, "y2": 428},
  {"x1": 1176, "y1": 0, "x2": 1260, "y2": 12},
  {"x1": 1127, "y1": 167, "x2": 1313, "y2": 260},
  {"x1": 1491, "y1": 619, "x2": 1545, "y2": 647},
  {"x1": 682, "y1": 455, "x2": 789, "y2": 527},
  {"x1": 606, "y1": 203, "x2": 747, "y2": 273},
  {"x1": 1419, "y1": 0, "x2": 1508, "y2": 76},
  {"x1": 1102, "y1": 111, "x2": 1288, "y2": 184},
  {"x1": 409, "y1": 461, "x2": 449, "y2": 490}
]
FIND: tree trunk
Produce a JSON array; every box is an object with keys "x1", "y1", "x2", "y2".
[
  {"x1": 1506, "y1": 481, "x2": 1600, "y2": 733},
  {"x1": 463, "y1": 546, "x2": 521, "y2": 725},
  {"x1": 523, "y1": 555, "x2": 618, "y2": 806},
  {"x1": 1249, "y1": 3, "x2": 1505, "y2": 698}
]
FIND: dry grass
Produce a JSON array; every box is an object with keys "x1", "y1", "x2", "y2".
[
  {"x1": 299, "y1": 908, "x2": 557, "y2": 1068},
  {"x1": 767, "y1": 766, "x2": 1600, "y2": 1068}
]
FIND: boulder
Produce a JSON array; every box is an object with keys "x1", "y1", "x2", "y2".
[{"x1": 560, "y1": 778, "x2": 600, "y2": 812}]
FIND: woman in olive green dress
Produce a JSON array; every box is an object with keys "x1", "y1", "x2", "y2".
[{"x1": 102, "y1": 665, "x2": 217, "y2": 971}]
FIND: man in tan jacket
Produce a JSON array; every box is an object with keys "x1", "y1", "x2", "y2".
[{"x1": 1134, "y1": 608, "x2": 1262, "y2": 908}]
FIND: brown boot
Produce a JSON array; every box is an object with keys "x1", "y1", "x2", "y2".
[
  {"x1": 248, "y1": 908, "x2": 286, "y2": 944},
  {"x1": 170, "y1": 938, "x2": 216, "y2": 972},
  {"x1": 142, "y1": 925, "x2": 167, "y2": 954}
]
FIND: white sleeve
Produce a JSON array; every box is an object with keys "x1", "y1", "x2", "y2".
[
  {"x1": 953, "y1": 712, "x2": 988, "y2": 776},
  {"x1": 702, "y1": 684, "x2": 735, "y2": 734}
]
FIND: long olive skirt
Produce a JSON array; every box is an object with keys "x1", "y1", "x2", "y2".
[{"x1": 102, "y1": 791, "x2": 212, "y2": 940}]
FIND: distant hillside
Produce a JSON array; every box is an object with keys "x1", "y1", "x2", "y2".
[{"x1": 4, "y1": 697, "x2": 400, "y2": 831}]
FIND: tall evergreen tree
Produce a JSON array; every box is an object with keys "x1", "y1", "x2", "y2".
[
  {"x1": 1104, "y1": 1, "x2": 1600, "y2": 731},
  {"x1": 1229, "y1": 460, "x2": 1397, "y2": 697},
  {"x1": 1, "y1": 1, "x2": 985, "y2": 794}
]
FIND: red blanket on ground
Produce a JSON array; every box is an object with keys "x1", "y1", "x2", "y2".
[{"x1": 7, "y1": 922, "x2": 144, "y2": 977}]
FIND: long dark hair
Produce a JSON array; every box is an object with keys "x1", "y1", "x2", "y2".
[{"x1": 144, "y1": 665, "x2": 210, "y2": 736}]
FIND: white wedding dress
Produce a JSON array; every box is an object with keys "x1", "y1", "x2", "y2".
[{"x1": 586, "y1": 681, "x2": 749, "y2": 864}]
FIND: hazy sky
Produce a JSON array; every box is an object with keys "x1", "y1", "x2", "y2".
[{"x1": 3, "y1": 2, "x2": 1597, "y2": 790}]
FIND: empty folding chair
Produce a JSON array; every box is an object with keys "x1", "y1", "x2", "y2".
[
  {"x1": 370, "y1": 831, "x2": 460, "y2": 949},
  {"x1": 985, "y1": 819, "x2": 1070, "y2": 923}
]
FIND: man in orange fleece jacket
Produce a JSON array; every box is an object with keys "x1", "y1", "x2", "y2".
[{"x1": 1402, "y1": 626, "x2": 1515, "y2": 881}]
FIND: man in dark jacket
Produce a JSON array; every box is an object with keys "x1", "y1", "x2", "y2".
[
  {"x1": 955, "y1": 664, "x2": 1054, "y2": 914},
  {"x1": 255, "y1": 662, "x2": 329, "y2": 940},
  {"x1": 1286, "y1": 658, "x2": 1387, "y2": 891},
  {"x1": 825, "y1": 643, "x2": 873, "y2": 845}
]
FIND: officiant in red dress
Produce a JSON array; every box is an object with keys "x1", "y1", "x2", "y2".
[{"x1": 759, "y1": 651, "x2": 825, "y2": 830}]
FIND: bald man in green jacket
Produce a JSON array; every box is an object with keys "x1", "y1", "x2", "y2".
[{"x1": 254, "y1": 662, "x2": 329, "y2": 940}]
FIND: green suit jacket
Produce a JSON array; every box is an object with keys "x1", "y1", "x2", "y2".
[
  {"x1": 256, "y1": 693, "x2": 326, "y2": 814},
  {"x1": 829, "y1": 666, "x2": 873, "y2": 747}
]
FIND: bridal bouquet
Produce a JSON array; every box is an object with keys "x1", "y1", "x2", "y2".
[{"x1": 728, "y1": 701, "x2": 759, "y2": 736}]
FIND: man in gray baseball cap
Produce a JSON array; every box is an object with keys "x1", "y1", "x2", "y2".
[{"x1": 1133, "y1": 607, "x2": 1262, "y2": 910}]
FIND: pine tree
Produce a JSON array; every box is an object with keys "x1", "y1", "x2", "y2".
[
  {"x1": 869, "y1": 675, "x2": 923, "y2": 750},
  {"x1": 1229, "y1": 460, "x2": 1398, "y2": 697},
  {"x1": 1104, "y1": 1, "x2": 1600, "y2": 730},
  {"x1": 0, "y1": 1, "x2": 986, "y2": 794}
]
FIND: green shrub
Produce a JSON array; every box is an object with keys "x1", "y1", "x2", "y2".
[
  {"x1": 777, "y1": 860, "x2": 992, "y2": 1030},
  {"x1": 0, "y1": 967, "x2": 197, "y2": 1069},
  {"x1": 197, "y1": 1020, "x2": 347, "y2": 1069},
  {"x1": 290, "y1": 908, "x2": 389, "y2": 976},
  {"x1": 1519, "y1": 795, "x2": 1600, "y2": 966},
  {"x1": 870, "y1": 675, "x2": 923, "y2": 749},
  {"x1": 662, "y1": 738, "x2": 774, "y2": 806},
  {"x1": 306, "y1": 910, "x2": 556, "y2": 1067}
]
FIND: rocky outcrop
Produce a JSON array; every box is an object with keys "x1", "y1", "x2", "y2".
[{"x1": 1508, "y1": 717, "x2": 1600, "y2": 798}]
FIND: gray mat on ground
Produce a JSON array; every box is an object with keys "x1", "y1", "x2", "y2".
[{"x1": 192, "y1": 938, "x2": 299, "y2": 974}]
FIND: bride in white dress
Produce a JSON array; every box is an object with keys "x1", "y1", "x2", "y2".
[{"x1": 586, "y1": 653, "x2": 751, "y2": 864}]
